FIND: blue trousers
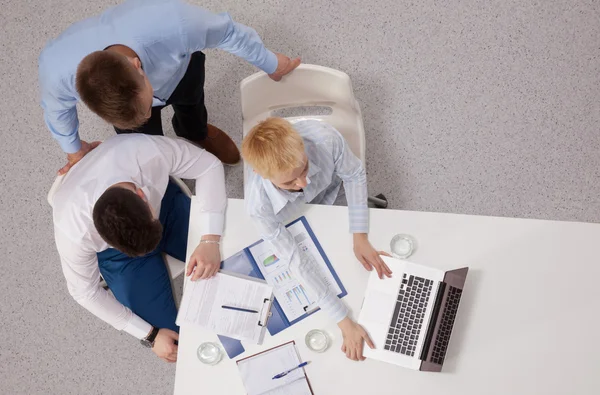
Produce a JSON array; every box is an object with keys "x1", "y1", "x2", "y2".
[{"x1": 96, "y1": 182, "x2": 190, "y2": 332}]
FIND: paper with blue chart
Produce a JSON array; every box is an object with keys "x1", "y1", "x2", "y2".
[{"x1": 218, "y1": 217, "x2": 346, "y2": 358}]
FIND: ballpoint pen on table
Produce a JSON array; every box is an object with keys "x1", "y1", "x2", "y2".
[
  {"x1": 221, "y1": 305, "x2": 259, "y2": 314},
  {"x1": 272, "y1": 362, "x2": 309, "y2": 379}
]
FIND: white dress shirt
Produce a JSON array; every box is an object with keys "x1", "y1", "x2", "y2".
[
  {"x1": 245, "y1": 120, "x2": 369, "y2": 323},
  {"x1": 52, "y1": 134, "x2": 226, "y2": 339}
]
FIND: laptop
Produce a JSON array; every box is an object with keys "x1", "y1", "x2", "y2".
[{"x1": 358, "y1": 256, "x2": 468, "y2": 372}]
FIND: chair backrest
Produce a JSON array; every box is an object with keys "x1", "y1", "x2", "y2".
[{"x1": 240, "y1": 64, "x2": 366, "y2": 166}]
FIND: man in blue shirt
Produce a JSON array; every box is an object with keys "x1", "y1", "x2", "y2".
[{"x1": 39, "y1": 0, "x2": 299, "y2": 173}]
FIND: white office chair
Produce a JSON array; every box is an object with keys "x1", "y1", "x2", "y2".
[
  {"x1": 240, "y1": 64, "x2": 387, "y2": 208},
  {"x1": 47, "y1": 175, "x2": 191, "y2": 289}
]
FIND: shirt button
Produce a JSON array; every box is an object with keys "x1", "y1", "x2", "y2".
[{"x1": 181, "y1": 54, "x2": 187, "y2": 58}]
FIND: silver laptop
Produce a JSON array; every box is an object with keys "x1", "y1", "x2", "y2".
[{"x1": 358, "y1": 256, "x2": 468, "y2": 372}]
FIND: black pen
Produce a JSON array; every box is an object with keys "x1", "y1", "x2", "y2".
[{"x1": 221, "y1": 305, "x2": 259, "y2": 314}]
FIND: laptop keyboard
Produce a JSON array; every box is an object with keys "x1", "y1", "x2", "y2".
[
  {"x1": 430, "y1": 286, "x2": 462, "y2": 364},
  {"x1": 384, "y1": 274, "x2": 433, "y2": 357}
]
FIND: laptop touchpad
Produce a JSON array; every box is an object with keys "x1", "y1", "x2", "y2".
[{"x1": 361, "y1": 289, "x2": 395, "y2": 325}]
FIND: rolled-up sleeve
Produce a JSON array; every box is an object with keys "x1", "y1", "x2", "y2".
[
  {"x1": 177, "y1": 2, "x2": 277, "y2": 74},
  {"x1": 328, "y1": 128, "x2": 369, "y2": 234}
]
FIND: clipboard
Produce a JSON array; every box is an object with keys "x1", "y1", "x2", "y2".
[
  {"x1": 217, "y1": 216, "x2": 347, "y2": 358},
  {"x1": 258, "y1": 298, "x2": 273, "y2": 327},
  {"x1": 176, "y1": 271, "x2": 274, "y2": 344},
  {"x1": 236, "y1": 341, "x2": 314, "y2": 395}
]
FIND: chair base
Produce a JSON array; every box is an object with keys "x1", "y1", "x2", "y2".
[{"x1": 368, "y1": 193, "x2": 388, "y2": 209}]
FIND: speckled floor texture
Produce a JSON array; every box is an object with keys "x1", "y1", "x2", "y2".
[{"x1": 1, "y1": 0, "x2": 599, "y2": 394}]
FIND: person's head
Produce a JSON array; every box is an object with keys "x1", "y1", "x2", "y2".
[
  {"x1": 93, "y1": 183, "x2": 162, "y2": 257},
  {"x1": 241, "y1": 117, "x2": 309, "y2": 191},
  {"x1": 76, "y1": 50, "x2": 153, "y2": 129}
]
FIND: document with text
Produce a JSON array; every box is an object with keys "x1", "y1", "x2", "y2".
[
  {"x1": 176, "y1": 272, "x2": 273, "y2": 344},
  {"x1": 247, "y1": 219, "x2": 343, "y2": 322}
]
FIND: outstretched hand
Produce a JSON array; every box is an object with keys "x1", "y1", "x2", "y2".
[
  {"x1": 353, "y1": 233, "x2": 392, "y2": 279},
  {"x1": 269, "y1": 53, "x2": 301, "y2": 81},
  {"x1": 58, "y1": 140, "x2": 101, "y2": 175},
  {"x1": 338, "y1": 317, "x2": 375, "y2": 361},
  {"x1": 186, "y1": 236, "x2": 221, "y2": 281}
]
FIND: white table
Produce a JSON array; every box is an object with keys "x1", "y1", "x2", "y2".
[{"x1": 174, "y1": 198, "x2": 600, "y2": 395}]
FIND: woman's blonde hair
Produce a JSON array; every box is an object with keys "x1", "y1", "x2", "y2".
[{"x1": 241, "y1": 117, "x2": 305, "y2": 179}]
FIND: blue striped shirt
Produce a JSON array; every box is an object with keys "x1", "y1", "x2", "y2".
[{"x1": 245, "y1": 120, "x2": 369, "y2": 323}]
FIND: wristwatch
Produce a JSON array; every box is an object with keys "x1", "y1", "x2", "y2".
[{"x1": 140, "y1": 326, "x2": 159, "y2": 348}]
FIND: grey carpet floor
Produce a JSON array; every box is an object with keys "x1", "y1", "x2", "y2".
[{"x1": 1, "y1": 0, "x2": 599, "y2": 394}]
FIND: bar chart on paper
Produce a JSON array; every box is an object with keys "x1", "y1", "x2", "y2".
[
  {"x1": 274, "y1": 271, "x2": 293, "y2": 284},
  {"x1": 248, "y1": 218, "x2": 345, "y2": 322},
  {"x1": 286, "y1": 285, "x2": 310, "y2": 305}
]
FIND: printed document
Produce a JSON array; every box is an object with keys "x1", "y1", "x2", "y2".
[
  {"x1": 176, "y1": 272, "x2": 273, "y2": 343},
  {"x1": 248, "y1": 220, "x2": 342, "y2": 322}
]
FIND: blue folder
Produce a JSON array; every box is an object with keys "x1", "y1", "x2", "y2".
[{"x1": 217, "y1": 216, "x2": 347, "y2": 358}]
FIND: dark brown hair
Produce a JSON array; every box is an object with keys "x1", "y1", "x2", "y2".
[
  {"x1": 76, "y1": 51, "x2": 147, "y2": 129},
  {"x1": 93, "y1": 187, "x2": 162, "y2": 257}
]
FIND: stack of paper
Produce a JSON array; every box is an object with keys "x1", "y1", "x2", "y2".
[{"x1": 176, "y1": 271, "x2": 273, "y2": 344}]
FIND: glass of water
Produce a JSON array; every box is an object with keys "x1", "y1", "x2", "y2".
[
  {"x1": 390, "y1": 234, "x2": 417, "y2": 259},
  {"x1": 305, "y1": 329, "x2": 330, "y2": 353},
  {"x1": 197, "y1": 342, "x2": 223, "y2": 365}
]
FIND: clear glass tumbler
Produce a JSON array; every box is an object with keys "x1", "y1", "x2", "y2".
[
  {"x1": 197, "y1": 342, "x2": 223, "y2": 365},
  {"x1": 390, "y1": 234, "x2": 417, "y2": 259},
  {"x1": 305, "y1": 329, "x2": 330, "y2": 353}
]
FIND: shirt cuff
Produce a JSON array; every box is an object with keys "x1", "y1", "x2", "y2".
[
  {"x1": 260, "y1": 50, "x2": 278, "y2": 75},
  {"x1": 123, "y1": 314, "x2": 153, "y2": 340},
  {"x1": 59, "y1": 135, "x2": 82, "y2": 154},
  {"x1": 319, "y1": 292, "x2": 348, "y2": 323},
  {"x1": 348, "y1": 205, "x2": 369, "y2": 234},
  {"x1": 199, "y1": 212, "x2": 224, "y2": 236}
]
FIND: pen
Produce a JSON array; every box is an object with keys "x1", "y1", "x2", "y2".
[
  {"x1": 221, "y1": 305, "x2": 258, "y2": 314},
  {"x1": 272, "y1": 362, "x2": 309, "y2": 379}
]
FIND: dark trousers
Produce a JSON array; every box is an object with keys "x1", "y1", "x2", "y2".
[
  {"x1": 96, "y1": 182, "x2": 190, "y2": 332},
  {"x1": 114, "y1": 52, "x2": 208, "y2": 141}
]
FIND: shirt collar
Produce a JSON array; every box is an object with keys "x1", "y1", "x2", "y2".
[{"x1": 262, "y1": 157, "x2": 322, "y2": 215}]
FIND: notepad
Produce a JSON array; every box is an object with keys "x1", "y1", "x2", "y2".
[
  {"x1": 176, "y1": 271, "x2": 273, "y2": 344},
  {"x1": 236, "y1": 342, "x2": 313, "y2": 395}
]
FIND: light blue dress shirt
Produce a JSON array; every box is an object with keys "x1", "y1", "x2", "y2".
[
  {"x1": 39, "y1": 0, "x2": 277, "y2": 154},
  {"x1": 245, "y1": 120, "x2": 369, "y2": 323}
]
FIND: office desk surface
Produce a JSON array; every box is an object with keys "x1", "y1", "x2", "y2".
[{"x1": 174, "y1": 198, "x2": 600, "y2": 395}]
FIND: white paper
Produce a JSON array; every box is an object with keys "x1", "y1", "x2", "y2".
[
  {"x1": 248, "y1": 220, "x2": 342, "y2": 322},
  {"x1": 237, "y1": 343, "x2": 311, "y2": 395},
  {"x1": 176, "y1": 272, "x2": 273, "y2": 344}
]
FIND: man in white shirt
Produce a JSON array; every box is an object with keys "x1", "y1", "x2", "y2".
[
  {"x1": 242, "y1": 117, "x2": 392, "y2": 361},
  {"x1": 52, "y1": 134, "x2": 225, "y2": 362}
]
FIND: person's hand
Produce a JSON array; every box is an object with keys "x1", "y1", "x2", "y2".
[
  {"x1": 268, "y1": 53, "x2": 301, "y2": 81},
  {"x1": 152, "y1": 328, "x2": 179, "y2": 363},
  {"x1": 353, "y1": 233, "x2": 392, "y2": 279},
  {"x1": 186, "y1": 235, "x2": 221, "y2": 281},
  {"x1": 338, "y1": 317, "x2": 374, "y2": 361},
  {"x1": 58, "y1": 140, "x2": 101, "y2": 175}
]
